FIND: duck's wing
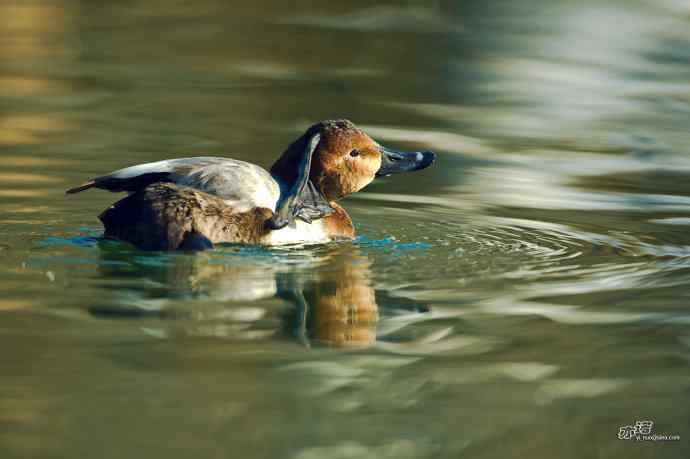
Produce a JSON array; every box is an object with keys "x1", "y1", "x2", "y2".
[
  {"x1": 293, "y1": 180, "x2": 334, "y2": 223},
  {"x1": 68, "y1": 155, "x2": 330, "y2": 226},
  {"x1": 66, "y1": 157, "x2": 228, "y2": 194},
  {"x1": 265, "y1": 133, "x2": 334, "y2": 229}
]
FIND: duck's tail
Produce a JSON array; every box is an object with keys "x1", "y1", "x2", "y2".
[{"x1": 65, "y1": 180, "x2": 96, "y2": 194}]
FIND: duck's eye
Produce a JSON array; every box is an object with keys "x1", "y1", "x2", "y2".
[{"x1": 349, "y1": 149, "x2": 360, "y2": 158}]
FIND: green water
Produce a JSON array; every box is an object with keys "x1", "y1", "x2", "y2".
[{"x1": 1, "y1": 1, "x2": 689, "y2": 458}]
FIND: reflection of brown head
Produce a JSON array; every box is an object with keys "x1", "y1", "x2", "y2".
[{"x1": 304, "y1": 256, "x2": 378, "y2": 347}]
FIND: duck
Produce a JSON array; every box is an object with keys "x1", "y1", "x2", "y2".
[{"x1": 66, "y1": 119, "x2": 435, "y2": 250}]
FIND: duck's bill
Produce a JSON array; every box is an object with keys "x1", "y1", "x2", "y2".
[{"x1": 376, "y1": 147, "x2": 436, "y2": 177}]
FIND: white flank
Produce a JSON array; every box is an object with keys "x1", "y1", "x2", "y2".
[{"x1": 262, "y1": 219, "x2": 331, "y2": 245}]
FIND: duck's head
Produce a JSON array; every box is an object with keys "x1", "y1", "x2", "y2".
[{"x1": 268, "y1": 119, "x2": 435, "y2": 229}]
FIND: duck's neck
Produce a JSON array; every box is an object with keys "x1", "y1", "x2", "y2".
[{"x1": 320, "y1": 202, "x2": 355, "y2": 239}]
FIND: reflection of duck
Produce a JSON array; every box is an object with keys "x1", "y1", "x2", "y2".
[
  {"x1": 67, "y1": 120, "x2": 435, "y2": 249},
  {"x1": 278, "y1": 253, "x2": 379, "y2": 347},
  {"x1": 92, "y1": 244, "x2": 427, "y2": 347}
]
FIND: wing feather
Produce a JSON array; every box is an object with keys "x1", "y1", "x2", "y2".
[
  {"x1": 67, "y1": 157, "x2": 237, "y2": 194},
  {"x1": 66, "y1": 157, "x2": 281, "y2": 212}
]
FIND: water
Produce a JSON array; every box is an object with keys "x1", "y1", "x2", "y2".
[{"x1": 1, "y1": 1, "x2": 689, "y2": 457}]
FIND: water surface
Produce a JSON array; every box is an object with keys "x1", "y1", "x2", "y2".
[{"x1": 1, "y1": 1, "x2": 689, "y2": 458}]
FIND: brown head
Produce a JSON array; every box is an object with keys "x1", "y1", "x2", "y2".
[{"x1": 267, "y1": 120, "x2": 435, "y2": 229}]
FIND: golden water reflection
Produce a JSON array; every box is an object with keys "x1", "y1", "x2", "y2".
[
  {"x1": 92, "y1": 246, "x2": 417, "y2": 347},
  {"x1": 0, "y1": 1, "x2": 77, "y2": 147}
]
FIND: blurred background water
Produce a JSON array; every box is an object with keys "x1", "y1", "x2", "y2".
[{"x1": 1, "y1": 0, "x2": 689, "y2": 457}]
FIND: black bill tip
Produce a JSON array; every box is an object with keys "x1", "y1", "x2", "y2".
[
  {"x1": 376, "y1": 148, "x2": 436, "y2": 178},
  {"x1": 417, "y1": 150, "x2": 436, "y2": 169}
]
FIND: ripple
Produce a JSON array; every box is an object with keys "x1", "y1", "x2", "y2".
[
  {"x1": 534, "y1": 379, "x2": 628, "y2": 405},
  {"x1": 277, "y1": 6, "x2": 464, "y2": 33}
]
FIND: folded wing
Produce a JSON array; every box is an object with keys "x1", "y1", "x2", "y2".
[
  {"x1": 66, "y1": 157, "x2": 225, "y2": 194},
  {"x1": 66, "y1": 157, "x2": 281, "y2": 212}
]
